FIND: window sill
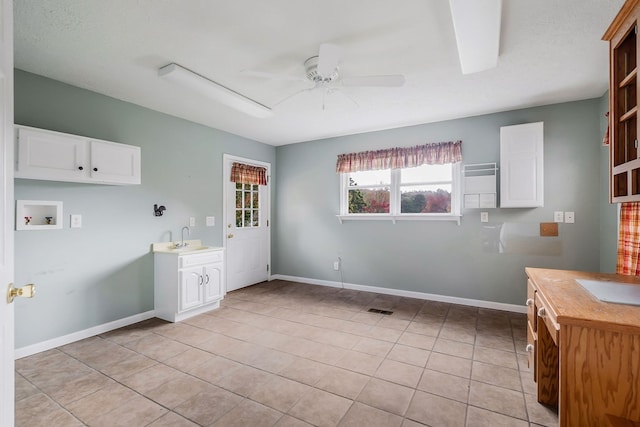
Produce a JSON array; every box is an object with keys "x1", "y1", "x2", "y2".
[{"x1": 336, "y1": 214, "x2": 461, "y2": 225}]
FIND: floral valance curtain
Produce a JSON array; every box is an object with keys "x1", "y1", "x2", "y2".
[
  {"x1": 230, "y1": 162, "x2": 267, "y2": 186},
  {"x1": 617, "y1": 202, "x2": 640, "y2": 275},
  {"x1": 336, "y1": 141, "x2": 462, "y2": 173}
]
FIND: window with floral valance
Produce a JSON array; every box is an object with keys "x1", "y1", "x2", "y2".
[{"x1": 336, "y1": 141, "x2": 463, "y2": 223}]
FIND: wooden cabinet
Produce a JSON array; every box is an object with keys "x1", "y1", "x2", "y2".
[
  {"x1": 604, "y1": 0, "x2": 640, "y2": 202},
  {"x1": 15, "y1": 125, "x2": 141, "y2": 185},
  {"x1": 525, "y1": 267, "x2": 640, "y2": 426},
  {"x1": 154, "y1": 248, "x2": 224, "y2": 322},
  {"x1": 500, "y1": 122, "x2": 544, "y2": 208}
]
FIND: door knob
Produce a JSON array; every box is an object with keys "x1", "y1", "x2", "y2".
[
  {"x1": 227, "y1": 233, "x2": 234, "y2": 239},
  {"x1": 7, "y1": 283, "x2": 36, "y2": 303}
]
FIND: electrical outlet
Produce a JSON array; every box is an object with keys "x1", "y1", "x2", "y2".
[
  {"x1": 206, "y1": 216, "x2": 215, "y2": 226},
  {"x1": 189, "y1": 217, "x2": 196, "y2": 227},
  {"x1": 554, "y1": 211, "x2": 564, "y2": 223},
  {"x1": 565, "y1": 211, "x2": 575, "y2": 224},
  {"x1": 70, "y1": 214, "x2": 82, "y2": 228},
  {"x1": 480, "y1": 212, "x2": 489, "y2": 223},
  {"x1": 333, "y1": 260, "x2": 340, "y2": 271}
]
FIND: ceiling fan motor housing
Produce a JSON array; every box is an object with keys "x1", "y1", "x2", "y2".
[{"x1": 304, "y1": 56, "x2": 339, "y2": 82}]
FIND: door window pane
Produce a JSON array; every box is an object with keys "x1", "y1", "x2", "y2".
[{"x1": 235, "y1": 183, "x2": 261, "y2": 228}]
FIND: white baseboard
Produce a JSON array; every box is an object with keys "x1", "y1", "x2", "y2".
[
  {"x1": 15, "y1": 310, "x2": 156, "y2": 359},
  {"x1": 270, "y1": 274, "x2": 526, "y2": 314}
]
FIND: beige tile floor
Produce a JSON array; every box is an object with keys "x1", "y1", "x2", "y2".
[{"x1": 15, "y1": 280, "x2": 559, "y2": 426}]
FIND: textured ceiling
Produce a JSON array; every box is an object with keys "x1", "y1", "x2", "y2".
[{"x1": 14, "y1": 0, "x2": 624, "y2": 146}]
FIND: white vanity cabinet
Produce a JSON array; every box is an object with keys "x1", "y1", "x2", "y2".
[
  {"x1": 154, "y1": 247, "x2": 224, "y2": 322},
  {"x1": 15, "y1": 125, "x2": 141, "y2": 185}
]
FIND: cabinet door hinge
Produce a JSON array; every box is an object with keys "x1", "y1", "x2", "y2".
[
  {"x1": 266, "y1": 264, "x2": 270, "y2": 272},
  {"x1": 267, "y1": 219, "x2": 269, "y2": 227}
]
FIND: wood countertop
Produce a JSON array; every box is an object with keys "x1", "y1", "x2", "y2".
[{"x1": 525, "y1": 267, "x2": 640, "y2": 332}]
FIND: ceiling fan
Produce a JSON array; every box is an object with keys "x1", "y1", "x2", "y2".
[{"x1": 243, "y1": 43, "x2": 406, "y2": 109}]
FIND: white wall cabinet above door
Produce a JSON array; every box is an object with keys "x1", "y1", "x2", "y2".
[
  {"x1": 15, "y1": 125, "x2": 141, "y2": 185},
  {"x1": 500, "y1": 122, "x2": 544, "y2": 208}
]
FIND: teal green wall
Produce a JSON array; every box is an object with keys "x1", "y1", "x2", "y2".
[
  {"x1": 274, "y1": 99, "x2": 606, "y2": 306},
  {"x1": 14, "y1": 70, "x2": 276, "y2": 348}
]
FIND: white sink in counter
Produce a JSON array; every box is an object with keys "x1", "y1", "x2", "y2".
[{"x1": 152, "y1": 239, "x2": 223, "y2": 254}]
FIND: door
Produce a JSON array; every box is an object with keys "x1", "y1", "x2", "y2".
[
  {"x1": 90, "y1": 140, "x2": 141, "y2": 184},
  {"x1": 223, "y1": 155, "x2": 270, "y2": 292},
  {"x1": 500, "y1": 122, "x2": 544, "y2": 208},
  {"x1": 179, "y1": 268, "x2": 202, "y2": 312},
  {"x1": 15, "y1": 126, "x2": 87, "y2": 181},
  {"x1": 203, "y1": 263, "x2": 223, "y2": 303},
  {"x1": 0, "y1": 0, "x2": 14, "y2": 424}
]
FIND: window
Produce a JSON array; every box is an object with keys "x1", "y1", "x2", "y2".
[
  {"x1": 340, "y1": 162, "x2": 461, "y2": 221},
  {"x1": 235, "y1": 183, "x2": 260, "y2": 228}
]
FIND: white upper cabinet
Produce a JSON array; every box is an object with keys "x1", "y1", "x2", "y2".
[
  {"x1": 500, "y1": 122, "x2": 543, "y2": 208},
  {"x1": 15, "y1": 125, "x2": 141, "y2": 185}
]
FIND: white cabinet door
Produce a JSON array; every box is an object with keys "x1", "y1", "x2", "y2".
[
  {"x1": 90, "y1": 140, "x2": 141, "y2": 184},
  {"x1": 500, "y1": 122, "x2": 544, "y2": 208},
  {"x1": 16, "y1": 127, "x2": 87, "y2": 181},
  {"x1": 179, "y1": 267, "x2": 203, "y2": 312},
  {"x1": 203, "y1": 264, "x2": 223, "y2": 303}
]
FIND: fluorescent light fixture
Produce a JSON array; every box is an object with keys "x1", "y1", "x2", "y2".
[
  {"x1": 158, "y1": 63, "x2": 273, "y2": 118},
  {"x1": 449, "y1": 0, "x2": 502, "y2": 74}
]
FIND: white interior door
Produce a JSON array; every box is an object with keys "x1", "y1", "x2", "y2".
[
  {"x1": 0, "y1": 0, "x2": 15, "y2": 424},
  {"x1": 223, "y1": 155, "x2": 270, "y2": 292}
]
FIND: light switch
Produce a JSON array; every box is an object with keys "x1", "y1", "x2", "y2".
[
  {"x1": 554, "y1": 211, "x2": 564, "y2": 223},
  {"x1": 189, "y1": 217, "x2": 196, "y2": 227},
  {"x1": 70, "y1": 214, "x2": 82, "y2": 228},
  {"x1": 565, "y1": 212, "x2": 575, "y2": 223},
  {"x1": 206, "y1": 216, "x2": 215, "y2": 226}
]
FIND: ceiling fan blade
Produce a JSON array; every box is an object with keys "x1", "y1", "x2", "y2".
[
  {"x1": 317, "y1": 43, "x2": 341, "y2": 76},
  {"x1": 341, "y1": 74, "x2": 406, "y2": 87}
]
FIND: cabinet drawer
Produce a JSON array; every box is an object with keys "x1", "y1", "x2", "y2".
[
  {"x1": 535, "y1": 292, "x2": 559, "y2": 345},
  {"x1": 179, "y1": 251, "x2": 223, "y2": 268}
]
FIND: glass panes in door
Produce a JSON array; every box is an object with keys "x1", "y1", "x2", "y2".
[{"x1": 235, "y1": 183, "x2": 260, "y2": 228}]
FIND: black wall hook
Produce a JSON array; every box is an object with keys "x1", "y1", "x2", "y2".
[{"x1": 154, "y1": 204, "x2": 166, "y2": 217}]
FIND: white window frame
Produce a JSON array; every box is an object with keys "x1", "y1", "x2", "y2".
[{"x1": 337, "y1": 163, "x2": 462, "y2": 224}]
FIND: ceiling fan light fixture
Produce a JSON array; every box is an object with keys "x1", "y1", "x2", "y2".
[
  {"x1": 449, "y1": 0, "x2": 502, "y2": 74},
  {"x1": 158, "y1": 63, "x2": 273, "y2": 118}
]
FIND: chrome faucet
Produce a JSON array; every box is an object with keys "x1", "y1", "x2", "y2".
[{"x1": 175, "y1": 226, "x2": 190, "y2": 248}]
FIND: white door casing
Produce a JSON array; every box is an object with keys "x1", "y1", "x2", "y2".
[
  {"x1": 0, "y1": 0, "x2": 15, "y2": 424},
  {"x1": 223, "y1": 155, "x2": 270, "y2": 292}
]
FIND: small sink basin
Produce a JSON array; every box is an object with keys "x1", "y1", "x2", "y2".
[
  {"x1": 170, "y1": 245, "x2": 210, "y2": 252},
  {"x1": 152, "y1": 239, "x2": 221, "y2": 255}
]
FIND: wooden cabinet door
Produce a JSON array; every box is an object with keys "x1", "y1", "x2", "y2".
[
  {"x1": 500, "y1": 122, "x2": 544, "y2": 207},
  {"x1": 179, "y1": 267, "x2": 203, "y2": 312},
  {"x1": 90, "y1": 140, "x2": 141, "y2": 184},
  {"x1": 16, "y1": 127, "x2": 87, "y2": 181}
]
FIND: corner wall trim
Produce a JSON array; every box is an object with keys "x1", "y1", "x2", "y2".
[
  {"x1": 270, "y1": 274, "x2": 526, "y2": 314},
  {"x1": 14, "y1": 310, "x2": 156, "y2": 360}
]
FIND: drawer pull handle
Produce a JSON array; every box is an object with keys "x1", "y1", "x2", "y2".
[
  {"x1": 525, "y1": 344, "x2": 534, "y2": 353},
  {"x1": 78, "y1": 166, "x2": 84, "y2": 171},
  {"x1": 205, "y1": 274, "x2": 210, "y2": 284},
  {"x1": 537, "y1": 307, "x2": 546, "y2": 318},
  {"x1": 199, "y1": 275, "x2": 204, "y2": 286},
  {"x1": 526, "y1": 298, "x2": 534, "y2": 307}
]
